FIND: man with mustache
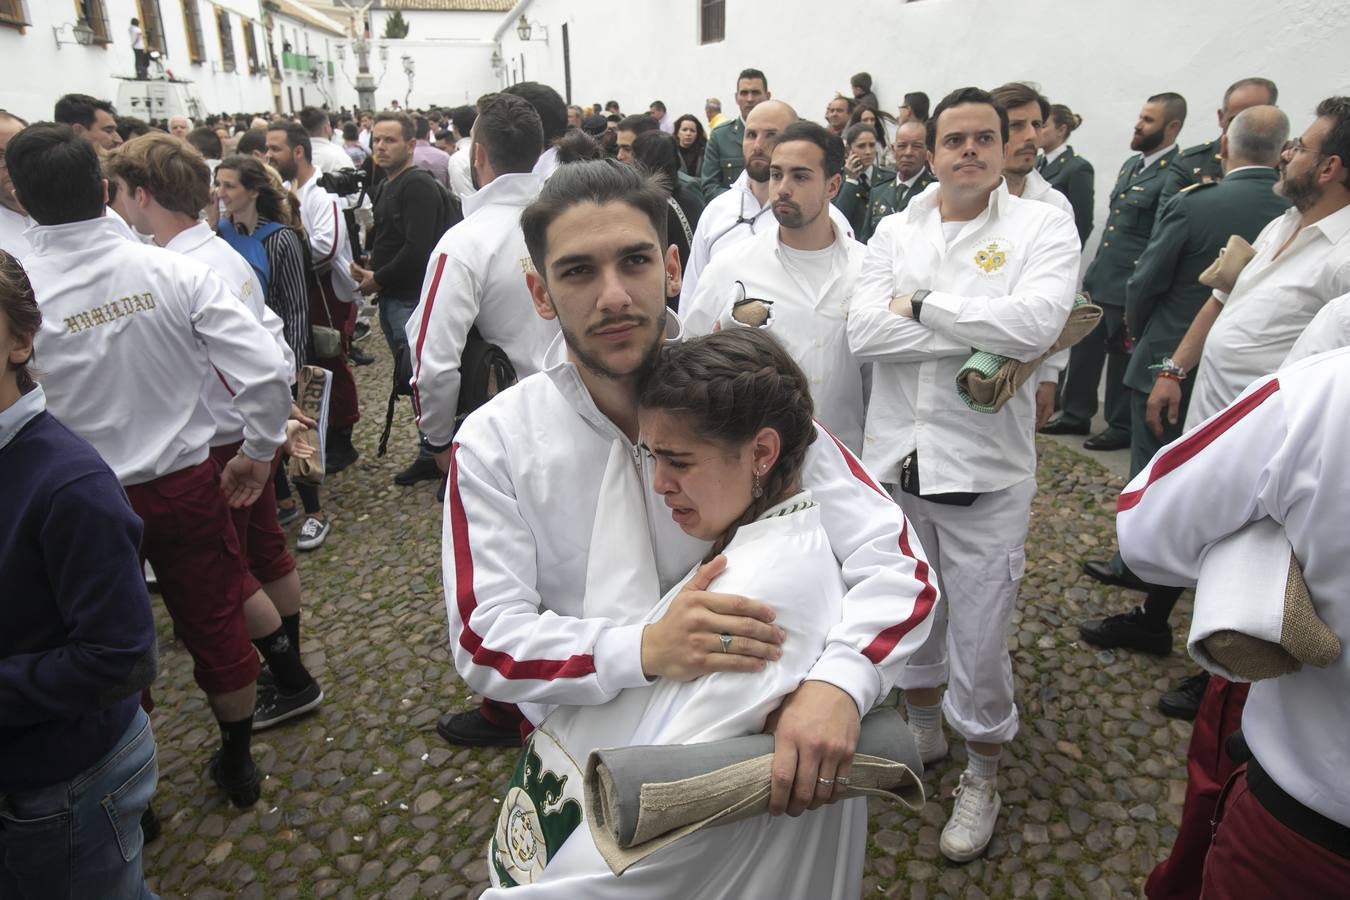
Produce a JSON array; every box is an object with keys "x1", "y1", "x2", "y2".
[
  {"x1": 680, "y1": 101, "x2": 853, "y2": 330},
  {"x1": 1045, "y1": 92, "x2": 1186, "y2": 450},
  {"x1": 681, "y1": 121, "x2": 868, "y2": 452},
  {"x1": 864, "y1": 119, "x2": 935, "y2": 225},
  {"x1": 849, "y1": 87, "x2": 1080, "y2": 862}
]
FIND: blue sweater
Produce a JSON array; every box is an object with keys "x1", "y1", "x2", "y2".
[{"x1": 0, "y1": 390, "x2": 158, "y2": 791}]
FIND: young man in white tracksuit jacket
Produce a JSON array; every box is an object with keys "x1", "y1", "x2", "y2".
[
  {"x1": 441, "y1": 160, "x2": 940, "y2": 892},
  {"x1": 407, "y1": 93, "x2": 559, "y2": 468},
  {"x1": 847, "y1": 88, "x2": 1080, "y2": 862},
  {"x1": 9, "y1": 123, "x2": 293, "y2": 807}
]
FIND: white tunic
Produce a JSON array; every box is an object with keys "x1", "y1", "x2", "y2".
[
  {"x1": 24, "y1": 217, "x2": 291, "y2": 484},
  {"x1": 1186, "y1": 203, "x2": 1350, "y2": 429},
  {"x1": 444, "y1": 328, "x2": 940, "y2": 723},
  {"x1": 1285, "y1": 289, "x2": 1350, "y2": 364},
  {"x1": 165, "y1": 222, "x2": 295, "y2": 447},
  {"x1": 848, "y1": 181, "x2": 1080, "y2": 493},
  {"x1": 683, "y1": 223, "x2": 868, "y2": 452},
  {"x1": 1117, "y1": 347, "x2": 1350, "y2": 827},
  {"x1": 406, "y1": 173, "x2": 559, "y2": 448},
  {"x1": 449, "y1": 137, "x2": 476, "y2": 202},
  {"x1": 679, "y1": 171, "x2": 854, "y2": 309},
  {"x1": 309, "y1": 135, "x2": 356, "y2": 176},
  {"x1": 483, "y1": 495, "x2": 867, "y2": 898}
]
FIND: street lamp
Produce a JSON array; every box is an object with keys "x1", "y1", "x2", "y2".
[
  {"x1": 53, "y1": 20, "x2": 95, "y2": 48},
  {"x1": 516, "y1": 14, "x2": 548, "y2": 44}
]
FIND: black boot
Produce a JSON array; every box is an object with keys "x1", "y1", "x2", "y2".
[{"x1": 326, "y1": 426, "x2": 359, "y2": 474}]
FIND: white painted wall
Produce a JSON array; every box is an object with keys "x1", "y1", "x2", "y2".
[
  {"x1": 0, "y1": 0, "x2": 277, "y2": 121},
  {"x1": 369, "y1": 9, "x2": 501, "y2": 42},
  {"x1": 494, "y1": 0, "x2": 1350, "y2": 251}
]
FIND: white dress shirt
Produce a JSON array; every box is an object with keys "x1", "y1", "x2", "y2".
[
  {"x1": 0, "y1": 204, "x2": 34, "y2": 259},
  {"x1": 295, "y1": 174, "x2": 358, "y2": 302},
  {"x1": 847, "y1": 181, "x2": 1081, "y2": 493},
  {"x1": 1186, "y1": 203, "x2": 1350, "y2": 429},
  {"x1": 309, "y1": 135, "x2": 355, "y2": 176},
  {"x1": 683, "y1": 223, "x2": 868, "y2": 452},
  {"x1": 449, "y1": 136, "x2": 476, "y2": 202},
  {"x1": 1285, "y1": 289, "x2": 1350, "y2": 364}
]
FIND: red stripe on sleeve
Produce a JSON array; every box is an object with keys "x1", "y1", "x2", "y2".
[
  {"x1": 1117, "y1": 377, "x2": 1280, "y2": 513},
  {"x1": 818, "y1": 422, "x2": 938, "y2": 662},
  {"x1": 863, "y1": 520, "x2": 940, "y2": 663},
  {"x1": 447, "y1": 443, "x2": 598, "y2": 682},
  {"x1": 410, "y1": 253, "x2": 448, "y2": 421}
]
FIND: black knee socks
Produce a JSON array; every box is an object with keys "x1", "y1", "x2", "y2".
[
  {"x1": 253, "y1": 625, "x2": 313, "y2": 694},
  {"x1": 281, "y1": 612, "x2": 301, "y2": 652},
  {"x1": 1140, "y1": 586, "x2": 1184, "y2": 630},
  {"x1": 217, "y1": 715, "x2": 255, "y2": 776}
]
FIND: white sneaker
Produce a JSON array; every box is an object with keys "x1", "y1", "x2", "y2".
[
  {"x1": 296, "y1": 515, "x2": 331, "y2": 551},
  {"x1": 912, "y1": 720, "x2": 949, "y2": 766},
  {"x1": 940, "y1": 772, "x2": 1001, "y2": 862}
]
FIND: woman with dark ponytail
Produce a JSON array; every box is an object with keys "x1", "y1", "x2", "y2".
[{"x1": 1039, "y1": 103, "x2": 1095, "y2": 245}]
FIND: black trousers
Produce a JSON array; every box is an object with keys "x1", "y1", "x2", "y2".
[
  {"x1": 1060, "y1": 308, "x2": 1131, "y2": 434},
  {"x1": 133, "y1": 49, "x2": 149, "y2": 79}
]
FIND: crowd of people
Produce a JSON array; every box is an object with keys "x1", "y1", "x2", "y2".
[{"x1": 1, "y1": 61, "x2": 1348, "y2": 899}]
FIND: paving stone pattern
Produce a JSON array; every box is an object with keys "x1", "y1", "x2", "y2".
[{"x1": 142, "y1": 331, "x2": 1196, "y2": 898}]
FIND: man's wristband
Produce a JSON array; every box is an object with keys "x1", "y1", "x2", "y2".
[
  {"x1": 1149, "y1": 356, "x2": 1188, "y2": 381},
  {"x1": 910, "y1": 289, "x2": 931, "y2": 322}
]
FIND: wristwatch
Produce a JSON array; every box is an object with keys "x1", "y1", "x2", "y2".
[{"x1": 910, "y1": 289, "x2": 932, "y2": 322}]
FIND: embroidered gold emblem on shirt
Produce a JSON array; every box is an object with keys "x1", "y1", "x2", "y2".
[{"x1": 974, "y1": 242, "x2": 1007, "y2": 273}]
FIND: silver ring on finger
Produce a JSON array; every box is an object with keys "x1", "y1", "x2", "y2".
[
  {"x1": 718, "y1": 632, "x2": 733, "y2": 653},
  {"x1": 835, "y1": 777, "x2": 850, "y2": 786},
  {"x1": 816, "y1": 777, "x2": 834, "y2": 787}
]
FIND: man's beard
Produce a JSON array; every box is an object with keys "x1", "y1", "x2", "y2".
[
  {"x1": 558, "y1": 307, "x2": 668, "y2": 382},
  {"x1": 773, "y1": 199, "x2": 821, "y2": 230},
  {"x1": 1277, "y1": 166, "x2": 1321, "y2": 212},
  {"x1": 1132, "y1": 128, "x2": 1165, "y2": 154},
  {"x1": 746, "y1": 159, "x2": 771, "y2": 183},
  {"x1": 275, "y1": 159, "x2": 297, "y2": 182}
]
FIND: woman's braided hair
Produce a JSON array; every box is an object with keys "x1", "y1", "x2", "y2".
[{"x1": 639, "y1": 329, "x2": 817, "y2": 560}]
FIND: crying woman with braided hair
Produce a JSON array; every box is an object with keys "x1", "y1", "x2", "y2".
[{"x1": 487, "y1": 327, "x2": 870, "y2": 896}]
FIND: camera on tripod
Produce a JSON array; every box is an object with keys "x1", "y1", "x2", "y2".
[{"x1": 318, "y1": 168, "x2": 367, "y2": 201}]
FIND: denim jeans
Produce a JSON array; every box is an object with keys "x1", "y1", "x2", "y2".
[
  {"x1": 378, "y1": 296, "x2": 434, "y2": 461},
  {"x1": 0, "y1": 708, "x2": 159, "y2": 899}
]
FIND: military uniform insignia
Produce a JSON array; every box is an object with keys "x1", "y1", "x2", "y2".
[{"x1": 974, "y1": 241, "x2": 1008, "y2": 274}]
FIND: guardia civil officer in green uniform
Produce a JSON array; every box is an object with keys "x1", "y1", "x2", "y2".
[
  {"x1": 700, "y1": 67, "x2": 770, "y2": 201},
  {"x1": 1156, "y1": 77, "x2": 1279, "y2": 220},
  {"x1": 863, "y1": 119, "x2": 934, "y2": 238},
  {"x1": 832, "y1": 122, "x2": 894, "y2": 242},
  {"x1": 1038, "y1": 103, "x2": 1095, "y2": 244},
  {"x1": 1079, "y1": 106, "x2": 1291, "y2": 719},
  {"x1": 1043, "y1": 92, "x2": 1187, "y2": 450}
]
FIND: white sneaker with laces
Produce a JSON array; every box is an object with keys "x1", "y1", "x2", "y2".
[
  {"x1": 940, "y1": 771, "x2": 1001, "y2": 862},
  {"x1": 296, "y1": 515, "x2": 331, "y2": 551},
  {"x1": 912, "y1": 720, "x2": 949, "y2": 766}
]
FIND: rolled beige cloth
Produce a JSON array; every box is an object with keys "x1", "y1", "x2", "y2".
[
  {"x1": 584, "y1": 707, "x2": 925, "y2": 876},
  {"x1": 1188, "y1": 518, "x2": 1342, "y2": 681},
  {"x1": 1198, "y1": 234, "x2": 1257, "y2": 294},
  {"x1": 956, "y1": 294, "x2": 1102, "y2": 413}
]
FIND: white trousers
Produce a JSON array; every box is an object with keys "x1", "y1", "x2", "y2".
[{"x1": 892, "y1": 477, "x2": 1035, "y2": 745}]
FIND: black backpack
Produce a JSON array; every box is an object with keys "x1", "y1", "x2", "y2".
[{"x1": 377, "y1": 327, "x2": 517, "y2": 457}]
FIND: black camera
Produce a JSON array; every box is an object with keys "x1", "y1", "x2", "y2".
[{"x1": 318, "y1": 168, "x2": 367, "y2": 199}]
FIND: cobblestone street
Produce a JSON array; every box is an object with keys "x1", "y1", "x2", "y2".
[{"x1": 142, "y1": 337, "x2": 1196, "y2": 900}]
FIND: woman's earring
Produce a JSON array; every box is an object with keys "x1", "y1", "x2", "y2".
[{"x1": 751, "y1": 471, "x2": 763, "y2": 499}]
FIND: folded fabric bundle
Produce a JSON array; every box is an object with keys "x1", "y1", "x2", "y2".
[
  {"x1": 1198, "y1": 234, "x2": 1257, "y2": 294},
  {"x1": 584, "y1": 707, "x2": 925, "y2": 876},
  {"x1": 288, "y1": 365, "x2": 331, "y2": 483},
  {"x1": 1188, "y1": 517, "x2": 1342, "y2": 682},
  {"x1": 956, "y1": 294, "x2": 1102, "y2": 413}
]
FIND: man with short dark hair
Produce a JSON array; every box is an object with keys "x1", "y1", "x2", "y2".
[
  {"x1": 648, "y1": 99, "x2": 671, "y2": 133},
  {"x1": 406, "y1": 91, "x2": 558, "y2": 515},
  {"x1": 825, "y1": 94, "x2": 854, "y2": 135},
  {"x1": 10, "y1": 122, "x2": 294, "y2": 807},
  {"x1": 850, "y1": 87, "x2": 1080, "y2": 862},
  {"x1": 351, "y1": 111, "x2": 459, "y2": 485},
  {"x1": 686, "y1": 121, "x2": 868, "y2": 450},
  {"x1": 412, "y1": 115, "x2": 451, "y2": 188},
  {"x1": 298, "y1": 106, "x2": 353, "y2": 175},
  {"x1": 1158, "y1": 77, "x2": 1279, "y2": 212},
  {"x1": 566, "y1": 104, "x2": 583, "y2": 130},
  {"x1": 447, "y1": 104, "x2": 478, "y2": 201},
  {"x1": 53, "y1": 94, "x2": 122, "y2": 152},
  {"x1": 185, "y1": 125, "x2": 222, "y2": 173},
  {"x1": 615, "y1": 113, "x2": 659, "y2": 163},
  {"x1": 1046, "y1": 92, "x2": 1187, "y2": 449},
  {"x1": 235, "y1": 128, "x2": 268, "y2": 159},
  {"x1": 701, "y1": 67, "x2": 770, "y2": 200},
  {"x1": 899, "y1": 91, "x2": 930, "y2": 124},
  {"x1": 503, "y1": 81, "x2": 568, "y2": 179}
]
